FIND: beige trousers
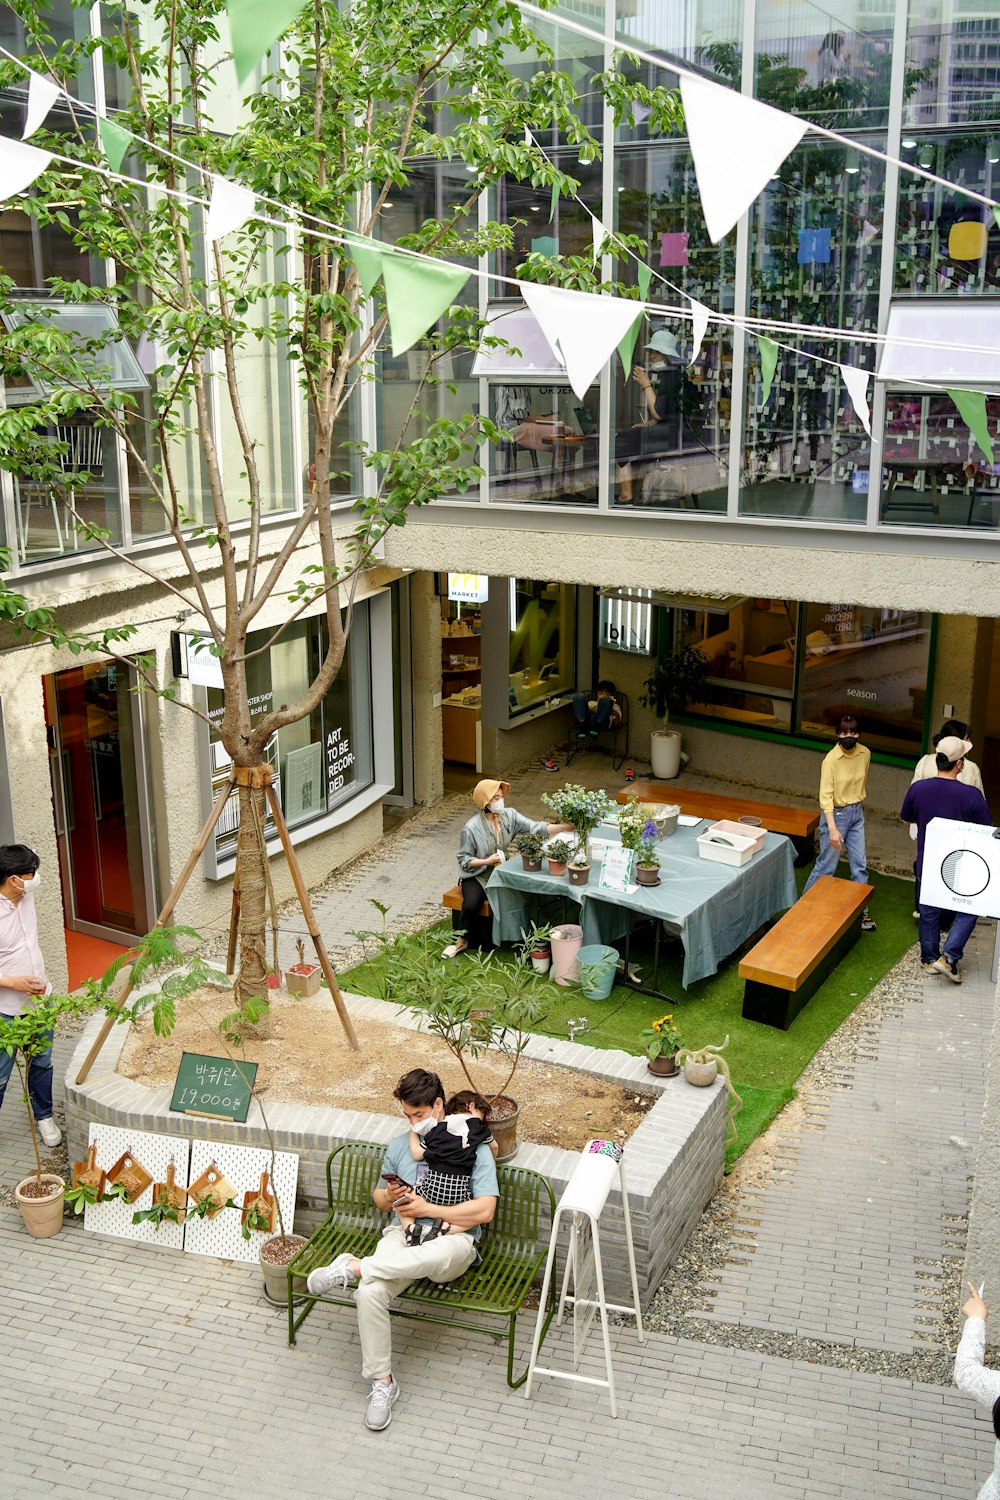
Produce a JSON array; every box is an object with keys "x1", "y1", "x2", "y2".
[{"x1": 355, "y1": 1224, "x2": 477, "y2": 1380}]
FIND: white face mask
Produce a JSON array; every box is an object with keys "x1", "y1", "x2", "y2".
[
  {"x1": 488, "y1": 797, "x2": 505, "y2": 813},
  {"x1": 15, "y1": 873, "x2": 40, "y2": 893},
  {"x1": 411, "y1": 1113, "x2": 439, "y2": 1138}
]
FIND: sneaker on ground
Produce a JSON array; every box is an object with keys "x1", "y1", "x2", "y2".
[
  {"x1": 861, "y1": 909, "x2": 876, "y2": 931},
  {"x1": 932, "y1": 955, "x2": 961, "y2": 984},
  {"x1": 912, "y1": 910, "x2": 920, "y2": 920},
  {"x1": 921, "y1": 960, "x2": 941, "y2": 974},
  {"x1": 36, "y1": 1117, "x2": 62, "y2": 1148},
  {"x1": 442, "y1": 938, "x2": 468, "y2": 960},
  {"x1": 539, "y1": 757, "x2": 558, "y2": 772},
  {"x1": 306, "y1": 1253, "x2": 358, "y2": 1296},
  {"x1": 624, "y1": 767, "x2": 635, "y2": 782},
  {"x1": 365, "y1": 1376, "x2": 400, "y2": 1432}
]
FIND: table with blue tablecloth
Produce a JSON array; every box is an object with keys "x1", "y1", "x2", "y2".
[{"x1": 486, "y1": 822, "x2": 797, "y2": 991}]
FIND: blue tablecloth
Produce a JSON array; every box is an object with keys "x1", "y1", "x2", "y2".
[{"x1": 486, "y1": 823, "x2": 797, "y2": 989}]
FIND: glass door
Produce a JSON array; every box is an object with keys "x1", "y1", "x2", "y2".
[{"x1": 45, "y1": 661, "x2": 153, "y2": 941}]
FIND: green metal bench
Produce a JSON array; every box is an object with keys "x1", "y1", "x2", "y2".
[{"x1": 286, "y1": 1140, "x2": 557, "y2": 1387}]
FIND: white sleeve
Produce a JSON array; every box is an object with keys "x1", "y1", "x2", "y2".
[{"x1": 955, "y1": 1317, "x2": 1000, "y2": 1411}]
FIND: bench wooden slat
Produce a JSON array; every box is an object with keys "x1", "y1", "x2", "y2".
[
  {"x1": 617, "y1": 781, "x2": 819, "y2": 840},
  {"x1": 738, "y1": 876, "x2": 872, "y2": 991},
  {"x1": 442, "y1": 883, "x2": 491, "y2": 916}
]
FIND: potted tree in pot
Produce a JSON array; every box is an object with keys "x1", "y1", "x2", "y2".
[
  {"x1": 511, "y1": 830, "x2": 546, "y2": 873},
  {"x1": 640, "y1": 1013, "x2": 683, "y2": 1077},
  {"x1": 639, "y1": 641, "x2": 711, "y2": 780}
]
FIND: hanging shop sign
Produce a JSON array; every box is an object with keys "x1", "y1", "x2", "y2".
[{"x1": 448, "y1": 573, "x2": 489, "y2": 604}]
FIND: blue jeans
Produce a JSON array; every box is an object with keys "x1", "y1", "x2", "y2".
[
  {"x1": 802, "y1": 803, "x2": 868, "y2": 895},
  {"x1": 573, "y1": 692, "x2": 612, "y2": 731},
  {"x1": 918, "y1": 906, "x2": 977, "y2": 966},
  {"x1": 0, "y1": 1033, "x2": 54, "y2": 1120}
]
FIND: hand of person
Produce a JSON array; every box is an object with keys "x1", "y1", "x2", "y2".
[
  {"x1": 491, "y1": 851, "x2": 506, "y2": 865},
  {"x1": 828, "y1": 829, "x2": 844, "y2": 852},
  {"x1": 962, "y1": 1282, "x2": 988, "y2": 1320},
  {"x1": 394, "y1": 1191, "x2": 431, "y2": 1221},
  {"x1": 632, "y1": 368, "x2": 651, "y2": 388},
  {"x1": 4, "y1": 975, "x2": 45, "y2": 994}
]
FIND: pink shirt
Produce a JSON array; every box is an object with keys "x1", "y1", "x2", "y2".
[{"x1": 0, "y1": 891, "x2": 50, "y2": 1017}]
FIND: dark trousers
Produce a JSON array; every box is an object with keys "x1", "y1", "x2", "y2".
[
  {"x1": 918, "y1": 906, "x2": 977, "y2": 965},
  {"x1": 453, "y1": 876, "x2": 492, "y2": 950},
  {"x1": 0, "y1": 1033, "x2": 54, "y2": 1119}
]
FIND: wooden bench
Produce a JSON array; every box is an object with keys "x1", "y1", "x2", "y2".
[
  {"x1": 442, "y1": 883, "x2": 491, "y2": 917},
  {"x1": 618, "y1": 781, "x2": 820, "y2": 864},
  {"x1": 738, "y1": 875, "x2": 873, "y2": 1030},
  {"x1": 286, "y1": 1141, "x2": 557, "y2": 1387}
]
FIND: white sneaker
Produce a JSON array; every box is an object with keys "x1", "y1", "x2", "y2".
[
  {"x1": 365, "y1": 1376, "x2": 400, "y2": 1431},
  {"x1": 442, "y1": 939, "x2": 468, "y2": 960},
  {"x1": 306, "y1": 1253, "x2": 358, "y2": 1296},
  {"x1": 36, "y1": 1117, "x2": 62, "y2": 1148}
]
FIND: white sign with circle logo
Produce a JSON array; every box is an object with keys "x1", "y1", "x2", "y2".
[
  {"x1": 448, "y1": 573, "x2": 489, "y2": 603},
  {"x1": 919, "y1": 818, "x2": 1000, "y2": 918}
]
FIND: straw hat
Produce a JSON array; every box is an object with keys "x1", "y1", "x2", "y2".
[{"x1": 472, "y1": 778, "x2": 511, "y2": 809}]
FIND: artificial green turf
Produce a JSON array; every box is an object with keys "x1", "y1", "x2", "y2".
[
  {"x1": 340, "y1": 866, "x2": 913, "y2": 1163},
  {"x1": 726, "y1": 1084, "x2": 796, "y2": 1170}
]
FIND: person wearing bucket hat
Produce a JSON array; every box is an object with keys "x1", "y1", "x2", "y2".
[
  {"x1": 444, "y1": 781, "x2": 572, "y2": 959},
  {"x1": 954, "y1": 1280, "x2": 1000, "y2": 1497},
  {"x1": 614, "y1": 326, "x2": 699, "y2": 502},
  {"x1": 899, "y1": 732, "x2": 991, "y2": 984}
]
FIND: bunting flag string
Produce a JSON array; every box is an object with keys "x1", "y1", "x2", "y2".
[
  {"x1": 840, "y1": 364, "x2": 872, "y2": 438},
  {"x1": 757, "y1": 336, "x2": 779, "y2": 408},
  {"x1": 947, "y1": 388, "x2": 995, "y2": 466},
  {"x1": 0, "y1": 136, "x2": 52, "y2": 201},
  {"x1": 98, "y1": 118, "x2": 133, "y2": 174},
  {"x1": 204, "y1": 175, "x2": 256, "y2": 240},
  {"x1": 380, "y1": 252, "x2": 471, "y2": 356},
  {"x1": 688, "y1": 300, "x2": 710, "y2": 367},
  {"x1": 22, "y1": 72, "x2": 60, "y2": 141},
  {"x1": 520, "y1": 282, "x2": 643, "y2": 400},
  {"x1": 224, "y1": 0, "x2": 309, "y2": 86}
]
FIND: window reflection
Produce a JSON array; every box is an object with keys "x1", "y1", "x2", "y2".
[
  {"x1": 509, "y1": 579, "x2": 576, "y2": 714},
  {"x1": 895, "y1": 133, "x2": 1000, "y2": 297},
  {"x1": 490, "y1": 385, "x2": 599, "y2": 506},
  {"x1": 676, "y1": 599, "x2": 799, "y2": 732},
  {"x1": 797, "y1": 603, "x2": 932, "y2": 753},
  {"x1": 881, "y1": 392, "x2": 1000, "y2": 529}
]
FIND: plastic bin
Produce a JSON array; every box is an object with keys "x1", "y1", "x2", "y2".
[
  {"x1": 576, "y1": 944, "x2": 618, "y2": 1000},
  {"x1": 708, "y1": 818, "x2": 766, "y2": 853},
  {"x1": 696, "y1": 825, "x2": 757, "y2": 866},
  {"x1": 551, "y1": 924, "x2": 584, "y2": 986}
]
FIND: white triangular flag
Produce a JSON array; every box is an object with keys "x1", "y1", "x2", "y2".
[
  {"x1": 839, "y1": 363, "x2": 872, "y2": 437},
  {"x1": 205, "y1": 175, "x2": 255, "y2": 241},
  {"x1": 23, "y1": 73, "x2": 60, "y2": 140},
  {"x1": 519, "y1": 282, "x2": 642, "y2": 400},
  {"x1": 590, "y1": 212, "x2": 606, "y2": 267},
  {"x1": 680, "y1": 74, "x2": 808, "y2": 243},
  {"x1": 688, "y1": 299, "x2": 711, "y2": 365},
  {"x1": 0, "y1": 135, "x2": 52, "y2": 201}
]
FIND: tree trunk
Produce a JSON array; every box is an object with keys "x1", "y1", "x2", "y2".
[{"x1": 235, "y1": 775, "x2": 270, "y2": 1007}]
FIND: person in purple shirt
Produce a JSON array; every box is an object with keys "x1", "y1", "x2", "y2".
[
  {"x1": 899, "y1": 735, "x2": 993, "y2": 984},
  {"x1": 0, "y1": 843, "x2": 61, "y2": 1146}
]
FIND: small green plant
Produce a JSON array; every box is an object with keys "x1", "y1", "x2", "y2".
[
  {"x1": 640, "y1": 642, "x2": 711, "y2": 721},
  {"x1": 545, "y1": 837, "x2": 573, "y2": 864},
  {"x1": 511, "y1": 830, "x2": 546, "y2": 862},
  {"x1": 103, "y1": 1179, "x2": 134, "y2": 1205},
  {"x1": 132, "y1": 1199, "x2": 184, "y2": 1229},
  {"x1": 240, "y1": 1197, "x2": 274, "y2": 1241},
  {"x1": 676, "y1": 1035, "x2": 743, "y2": 1141},
  {"x1": 640, "y1": 1012, "x2": 683, "y2": 1061},
  {"x1": 636, "y1": 822, "x2": 661, "y2": 868},
  {"x1": 64, "y1": 1180, "x2": 102, "y2": 1216},
  {"x1": 616, "y1": 796, "x2": 647, "y2": 851}
]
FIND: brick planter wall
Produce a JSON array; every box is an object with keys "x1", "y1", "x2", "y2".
[{"x1": 64, "y1": 992, "x2": 727, "y2": 1306}]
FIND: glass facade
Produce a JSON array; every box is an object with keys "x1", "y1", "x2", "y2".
[{"x1": 508, "y1": 579, "x2": 577, "y2": 715}]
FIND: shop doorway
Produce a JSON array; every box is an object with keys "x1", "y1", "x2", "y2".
[{"x1": 44, "y1": 661, "x2": 155, "y2": 952}]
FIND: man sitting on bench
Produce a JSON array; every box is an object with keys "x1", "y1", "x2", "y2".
[{"x1": 306, "y1": 1068, "x2": 498, "y2": 1432}]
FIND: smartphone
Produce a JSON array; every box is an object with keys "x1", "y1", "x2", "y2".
[
  {"x1": 380, "y1": 1172, "x2": 408, "y2": 1188},
  {"x1": 979, "y1": 1280, "x2": 986, "y2": 1298}
]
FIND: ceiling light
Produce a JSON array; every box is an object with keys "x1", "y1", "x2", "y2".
[
  {"x1": 529, "y1": 204, "x2": 540, "y2": 212},
  {"x1": 901, "y1": 136, "x2": 916, "y2": 149},
  {"x1": 844, "y1": 148, "x2": 860, "y2": 174},
  {"x1": 988, "y1": 138, "x2": 1000, "y2": 164},
  {"x1": 918, "y1": 142, "x2": 935, "y2": 169}
]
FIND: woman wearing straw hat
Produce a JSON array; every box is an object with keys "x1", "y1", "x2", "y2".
[{"x1": 444, "y1": 780, "x2": 573, "y2": 959}]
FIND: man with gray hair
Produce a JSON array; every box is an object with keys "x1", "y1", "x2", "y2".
[{"x1": 899, "y1": 734, "x2": 993, "y2": 984}]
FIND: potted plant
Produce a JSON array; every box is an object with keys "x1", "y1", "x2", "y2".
[
  {"x1": 545, "y1": 836, "x2": 573, "y2": 877},
  {"x1": 567, "y1": 855, "x2": 592, "y2": 887},
  {"x1": 639, "y1": 641, "x2": 711, "y2": 780},
  {"x1": 286, "y1": 937, "x2": 321, "y2": 997},
  {"x1": 676, "y1": 1035, "x2": 743, "y2": 1141},
  {"x1": 616, "y1": 795, "x2": 647, "y2": 852},
  {"x1": 635, "y1": 822, "x2": 662, "y2": 887},
  {"x1": 511, "y1": 830, "x2": 546, "y2": 873},
  {"x1": 541, "y1": 783, "x2": 614, "y2": 866},
  {"x1": 527, "y1": 933, "x2": 552, "y2": 975},
  {"x1": 640, "y1": 1013, "x2": 684, "y2": 1077}
]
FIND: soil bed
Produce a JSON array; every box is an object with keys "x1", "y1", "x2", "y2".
[{"x1": 117, "y1": 986, "x2": 654, "y2": 1152}]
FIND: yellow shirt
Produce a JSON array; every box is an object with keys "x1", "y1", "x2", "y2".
[{"x1": 818, "y1": 742, "x2": 871, "y2": 813}]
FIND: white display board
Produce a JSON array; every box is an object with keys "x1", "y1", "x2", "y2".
[
  {"x1": 82, "y1": 1125, "x2": 190, "y2": 1251},
  {"x1": 183, "y1": 1140, "x2": 298, "y2": 1264},
  {"x1": 920, "y1": 817, "x2": 1000, "y2": 918}
]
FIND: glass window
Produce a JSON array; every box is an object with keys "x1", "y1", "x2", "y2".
[
  {"x1": 879, "y1": 301, "x2": 1000, "y2": 384},
  {"x1": 895, "y1": 134, "x2": 999, "y2": 298},
  {"x1": 881, "y1": 391, "x2": 1000, "y2": 529},
  {"x1": 796, "y1": 603, "x2": 932, "y2": 753},
  {"x1": 205, "y1": 610, "x2": 374, "y2": 860},
  {"x1": 8, "y1": 414, "x2": 124, "y2": 565},
  {"x1": 906, "y1": 1, "x2": 1000, "y2": 128},
  {"x1": 471, "y1": 305, "x2": 565, "y2": 379},
  {"x1": 489, "y1": 384, "x2": 599, "y2": 507},
  {"x1": 1, "y1": 300, "x2": 147, "y2": 403},
  {"x1": 508, "y1": 579, "x2": 577, "y2": 715},
  {"x1": 674, "y1": 598, "x2": 799, "y2": 733}
]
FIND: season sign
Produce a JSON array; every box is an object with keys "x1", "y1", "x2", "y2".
[{"x1": 327, "y1": 726, "x2": 355, "y2": 796}]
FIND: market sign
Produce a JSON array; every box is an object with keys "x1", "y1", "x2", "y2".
[{"x1": 448, "y1": 573, "x2": 489, "y2": 603}]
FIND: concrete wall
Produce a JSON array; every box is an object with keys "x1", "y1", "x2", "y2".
[{"x1": 409, "y1": 572, "x2": 444, "y2": 806}]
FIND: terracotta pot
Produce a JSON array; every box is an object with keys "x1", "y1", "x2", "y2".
[
  {"x1": 487, "y1": 1098, "x2": 520, "y2": 1162},
  {"x1": 261, "y1": 1233, "x2": 309, "y2": 1305},
  {"x1": 546, "y1": 859, "x2": 567, "y2": 877},
  {"x1": 684, "y1": 1057, "x2": 718, "y2": 1087},
  {"x1": 636, "y1": 864, "x2": 661, "y2": 887},
  {"x1": 520, "y1": 857, "x2": 542, "y2": 873},
  {"x1": 647, "y1": 1052, "x2": 679, "y2": 1077},
  {"x1": 14, "y1": 1174, "x2": 65, "y2": 1238},
  {"x1": 567, "y1": 864, "x2": 591, "y2": 887}
]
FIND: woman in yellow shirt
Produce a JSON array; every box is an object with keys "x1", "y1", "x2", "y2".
[{"x1": 802, "y1": 714, "x2": 876, "y2": 930}]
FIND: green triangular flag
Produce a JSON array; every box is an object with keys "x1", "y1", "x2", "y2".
[
  {"x1": 99, "y1": 118, "x2": 132, "y2": 174},
  {"x1": 346, "y1": 236, "x2": 390, "y2": 297},
  {"x1": 225, "y1": 0, "x2": 309, "y2": 87},
  {"x1": 636, "y1": 262, "x2": 653, "y2": 301},
  {"x1": 947, "y1": 387, "x2": 995, "y2": 465},
  {"x1": 380, "y1": 252, "x2": 471, "y2": 356},
  {"x1": 616, "y1": 303, "x2": 646, "y2": 374},
  {"x1": 549, "y1": 179, "x2": 560, "y2": 225},
  {"x1": 994, "y1": 207, "x2": 1000, "y2": 233},
  {"x1": 758, "y1": 335, "x2": 779, "y2": 407}
]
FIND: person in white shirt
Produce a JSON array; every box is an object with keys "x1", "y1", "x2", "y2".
[
  {"x1": 908, "y1": 719, "x2": 985, "y2": 917},
  {"x1": 0, "y1": 844, "x2": 61, "y2": 1147},
  {"x1": 954, "y1": 1281, "x2": 1000, "y2": 1499}
]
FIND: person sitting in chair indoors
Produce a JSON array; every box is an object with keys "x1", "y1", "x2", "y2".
[
  {"x1": 444, "y1": 780, "x2": 572, "y2": 960},
  {"x1": 572, "y1": 681, "x2": 622, "y2": 740}
]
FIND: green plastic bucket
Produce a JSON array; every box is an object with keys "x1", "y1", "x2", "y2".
[{"x1": 575, "y1": 944, "x2": 618, "y2": 1000}]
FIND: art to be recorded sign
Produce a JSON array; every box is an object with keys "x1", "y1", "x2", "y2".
[
  {"x1": 170, "y1": 1053, "x2": 258, "y2": 1123},
  {"x1": 919, "y1": 817, "x2": 1000, "y2": 919}
]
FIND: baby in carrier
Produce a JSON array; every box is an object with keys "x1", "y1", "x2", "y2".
[{"x1": 406, "y1": 1090, "x2": 497, "y2": 1245}]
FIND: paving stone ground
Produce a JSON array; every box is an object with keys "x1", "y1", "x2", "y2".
[{"x1": 0, "y1": 752, "x2": 995, "y2": 1498}]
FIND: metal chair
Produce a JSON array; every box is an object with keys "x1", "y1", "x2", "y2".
[{"x1": 565, "y1": 689, "x2": 629, "y2": 772}]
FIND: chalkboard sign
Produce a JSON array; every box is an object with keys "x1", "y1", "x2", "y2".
[{"x1": 169, "y1": 1053, "x2": 258, "y2": 1123}]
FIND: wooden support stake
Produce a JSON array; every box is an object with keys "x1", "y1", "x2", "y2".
[
  {"x1": 226, "y1": 859, "x2": 241, "y2": 977},
  {"x1": 75, "y1": 775, "x2": 237, "y2": 1086},
  {"x1": 263, "y1": 780, "x2": 360, "y2": 1052}
]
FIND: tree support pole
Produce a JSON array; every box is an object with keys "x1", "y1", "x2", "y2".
[
  {"x1": 226, "y1": 860, "x2": 242, "y2": 977},
  {"x1": 75, "y1": 775, "x2": 237, "y2": 1085},
  {"x1": 261, "y1": 775, "x2": 360, "y2": 1052}
]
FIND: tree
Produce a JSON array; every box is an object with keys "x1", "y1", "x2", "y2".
[{"x1": 0, "y1": 0, "x2": 672, "y2": 1015}]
